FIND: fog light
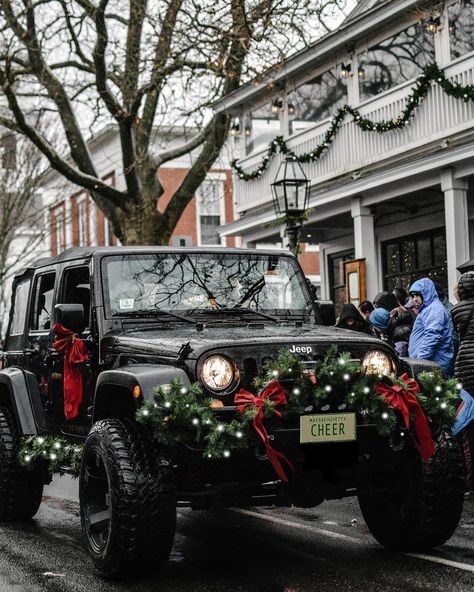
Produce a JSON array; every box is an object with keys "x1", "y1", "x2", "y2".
[{"x1": 210, "y1": 399, "x2": 224, "y2": 408}]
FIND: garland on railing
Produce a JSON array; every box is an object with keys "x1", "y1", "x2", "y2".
[
  {"x1": 231, "y1": 63, "x2": 474, "y2": 181},
  {"x1": 18, "y1": 347, "x2": 462, "y2": 479}
]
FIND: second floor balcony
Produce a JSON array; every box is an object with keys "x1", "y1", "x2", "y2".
[{"x1": 233, "y1": 52, "x2": 474, "y2": 215}]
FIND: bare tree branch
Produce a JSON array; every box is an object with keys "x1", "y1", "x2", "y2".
[{"x1": 0, "y1": 0, "x2": 352, "y2": 246}]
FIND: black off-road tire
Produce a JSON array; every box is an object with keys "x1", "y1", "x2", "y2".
[
  {"x1": 79, "y1": 419, "x2": 176, "y2": 579},
  {"x1": 0, "y1": 407, "x2": 44, "y2": 520},
  {"x1": 358, "y1": 430, "x2": 465, "y2": 550}
]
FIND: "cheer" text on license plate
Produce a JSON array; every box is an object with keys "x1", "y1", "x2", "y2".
[{"x1": 300, "y1": 413, "x2": 356, "y2": 444}]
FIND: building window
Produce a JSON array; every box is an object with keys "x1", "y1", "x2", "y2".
[
  {"x1": 448, "y1": 0, "x2": 474, "y2": 60},
  {"x1": 50, "y1": 203, "x2": 66, "y2": 256},
  {"x1": 104, "y1": 219, "x2": 112, "y2": 246},
  {"x1": 358, "y1": 23, "x2": 435, "y2": 101},
  {"x1": 196, "y1": 178, "x2": 224, "y2": 245},
  {"x1": 288, "y1": 66, "x2": 347, "y2": 134},
  {"x1": 245, "y1": 100, "x2": 280, "y2": 155},
  {"x1": 382, "y1": 228, "x2": 447, "y2": 292},
  {"x1": 78, "y1": 200, "x2": 88, "y2": 246},
  {"x1": 71, "y1": 193, "x2": 90, "y2": 247}
]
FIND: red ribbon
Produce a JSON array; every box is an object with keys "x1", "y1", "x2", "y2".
[
  {"x1": 375, "y1": 373, "x2": 435, "y2": 462},
  {"x1": 234, "y1": 379, "x2": 294, "y2": 482},
  {"x1": 52, "y1": 323, "x2": 89, "y2": 421}
]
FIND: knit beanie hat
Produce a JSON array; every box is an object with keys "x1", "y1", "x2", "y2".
[{"x1": 369, "y1": 308, "x2": 390, "y2": 331}]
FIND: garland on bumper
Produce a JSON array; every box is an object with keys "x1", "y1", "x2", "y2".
[
  {"x1": 18, "y1": 347, "x2": 462, "y2": 479},
  {"x1": 135, "y1": 347, "x2": 462, "y2": 475},
  {"x1": 231, "y1": 63, "x2": 474, "y2": 181}
]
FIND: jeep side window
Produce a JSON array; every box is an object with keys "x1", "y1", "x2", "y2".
[
  {"x1": 59, "y1": 266, "x2": 91, "y2": 330},
  {"x1": 31, "y1": 273, "x2": 56, "y2": 331},
  {"x1": 8, "y1": 279, "x2": 31, "y2": 336}
]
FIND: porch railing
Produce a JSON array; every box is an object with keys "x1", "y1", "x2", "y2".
[{"x1": 233, "y1": 53, "x2": 474, "y2": 214}]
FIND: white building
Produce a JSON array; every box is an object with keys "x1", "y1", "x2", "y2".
[{"x1": 216, "y1": 0, "x2": 474, "y2": 306}]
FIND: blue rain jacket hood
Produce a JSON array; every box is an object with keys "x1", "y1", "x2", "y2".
[{"x1": 408, "y1": 278, "x2": 454, "y2": 373}]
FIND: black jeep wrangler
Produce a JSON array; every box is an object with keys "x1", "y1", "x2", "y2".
[{"x1": 0, "y1": 247, "x2": 465, "y2": 578}]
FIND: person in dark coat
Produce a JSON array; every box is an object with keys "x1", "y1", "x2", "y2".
[
  {"x1": 435, "y1": 281, "x2": 458, "y2": 355},
  {"x1": 388, "y1": 298, "x2": 416, "y2": 357},
  {"x1": 451, "y1": 272, "x2": 474, "y2": 490},
  {"x1": 358, "y1": 300, "x2": 374, "y2": 320},
  {"x1": 335, "y1": 303, "x2": 373, "y2": 334},
  {"x1": 392, "y1": 287, "x2": 408, "y2": 306},
  {"x1": 375, "y1": 289, "x2": 415, "y2": 356},
  {"x1": 373, "y1": 291, "x2": 398, "y2": 312}
]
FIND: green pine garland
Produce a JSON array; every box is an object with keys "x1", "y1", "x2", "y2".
[
  {"x1": 232, "y1": 63, "x2": 474, "y2": 181},
  {"x1": 137, "y1": 346, "x2": 461, "y2": 456},
  {"x1": 136, "y1": 378, "x2": 249, "y2": 459},
  {"x1": 19, "y1": 436, "x2": 83, "y2": 477},
  {"x1": 18, "y1": 347, "x2": 463, "y2": 474}
]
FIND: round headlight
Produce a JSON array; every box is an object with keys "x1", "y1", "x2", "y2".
[
  {"x1": 362, "y1": 350, "x2": 393, "y2": 376},
  {"x1": 200, "y1": 355, "x2": 237, "y2": 392}
]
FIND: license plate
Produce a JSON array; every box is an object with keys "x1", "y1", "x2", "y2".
[{"x1": 300, "y1": 413, "x2": 356, "y2": 444}]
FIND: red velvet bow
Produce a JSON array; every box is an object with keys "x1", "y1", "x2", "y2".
[
  {"x1": 52, "y1": 322, "x2": 89, "y2": 421},
  {"x1": 234, "y1": 379, "x2": 294, "y2": 482},
  {"x1": 375, "y1": 373, "x2": 435, "y2": 462}
]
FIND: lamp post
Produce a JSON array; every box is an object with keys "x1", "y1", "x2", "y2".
[{"x1": 270, "y1": 156, "x2": 310, "y2": 254}]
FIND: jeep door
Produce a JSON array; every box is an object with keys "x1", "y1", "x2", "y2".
[
  {"x1": 23, "y1": 267, "x2": 57, "y2": 428},
  {"x1": 56, "y1": 263, "x2": 95, "y2": 436},
  {"x1": 2, "y1": 272, "x2": 33, "y2": 369}
]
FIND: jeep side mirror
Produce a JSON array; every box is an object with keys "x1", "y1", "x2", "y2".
[
  {"x1": 54, "y1": 304, "x2": 86, "y2": 334},
  {"x1": 316, "y1": 301, "x2": 336, "y2": 326}
]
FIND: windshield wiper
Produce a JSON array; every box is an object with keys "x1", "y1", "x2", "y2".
[
  {"x1": 112, "y1": 309, "x2": 198, "y2": 325},
  {"x1": 193, "y1": 307, "x2": 279, "y2": 324}
]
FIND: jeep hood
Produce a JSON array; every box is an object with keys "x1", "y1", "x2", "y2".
[{"x1": 101, "y1": 323, "x2": 383, "y2": 361}]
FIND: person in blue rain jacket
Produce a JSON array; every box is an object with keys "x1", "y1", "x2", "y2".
[{"x1": 408, "y1": 278, "x2": 454, "y2": 374}]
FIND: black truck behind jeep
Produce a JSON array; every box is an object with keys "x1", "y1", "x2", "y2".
[{"x1": 0, "y1": 246, "x2": 465, "y2": 578}]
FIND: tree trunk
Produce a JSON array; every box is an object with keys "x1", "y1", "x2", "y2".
[{"x1": 117, "y1": 204, "x2": 166, "y2": 246}]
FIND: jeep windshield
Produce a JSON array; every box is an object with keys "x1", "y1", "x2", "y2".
[{"x1": 102, "y1": 252, "x2": 313, "y2": 321}]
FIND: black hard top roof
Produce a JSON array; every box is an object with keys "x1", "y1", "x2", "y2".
[{"x1": 15, "y1": 245, "x2": 292, "y2": 278}]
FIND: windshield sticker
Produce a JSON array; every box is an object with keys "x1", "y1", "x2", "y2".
[
  {"x1": 289, "y1": 345, "x2": 313, "y2": 354},
  {"x1": 119, "y1": 298, "x2": 135, "y2": 310}
]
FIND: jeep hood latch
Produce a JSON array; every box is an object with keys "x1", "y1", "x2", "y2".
[{"x1": 177, "y1": 342, "x2": 193, "y2": 365}]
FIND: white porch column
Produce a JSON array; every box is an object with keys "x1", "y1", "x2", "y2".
[
  {"x1": 441, "y1": 169, "x2": 469, "y2": 294},
  {"x1": 351, "y1": 197, "x2": 378, "y2": 300}
]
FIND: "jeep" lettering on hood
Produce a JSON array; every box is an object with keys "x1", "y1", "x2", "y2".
[{"x1": 289, "y1": 345, "x2": 313, "y2": 354}]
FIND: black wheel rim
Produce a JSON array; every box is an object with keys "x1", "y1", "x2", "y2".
[{"x1": 83, "y1": 447, "x2": 111, "y2": 553}]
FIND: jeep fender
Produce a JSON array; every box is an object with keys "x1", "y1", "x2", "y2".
[
  {"x1": 0, "y1": 367, "x2": 46, "y2": 435},
  {"x1": 93, "y1": 365, "x2": 191, "y2": 423}
]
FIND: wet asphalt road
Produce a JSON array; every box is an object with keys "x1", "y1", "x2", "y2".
[{"x1": 0, "y1": 476, "x2": 473, "y2": 592}]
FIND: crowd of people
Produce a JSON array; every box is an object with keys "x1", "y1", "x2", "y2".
[{"x1": 335, "y1": 274, "x2": 474, "y2": 492}]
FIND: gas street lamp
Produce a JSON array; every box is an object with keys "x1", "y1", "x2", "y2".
[{"x1": 270, "y1": 156, "x2": 310, "y2": 254}]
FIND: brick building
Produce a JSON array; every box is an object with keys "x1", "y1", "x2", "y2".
[{"x1": 44, "y1": 124, "x2": 236, "y2": 255}]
